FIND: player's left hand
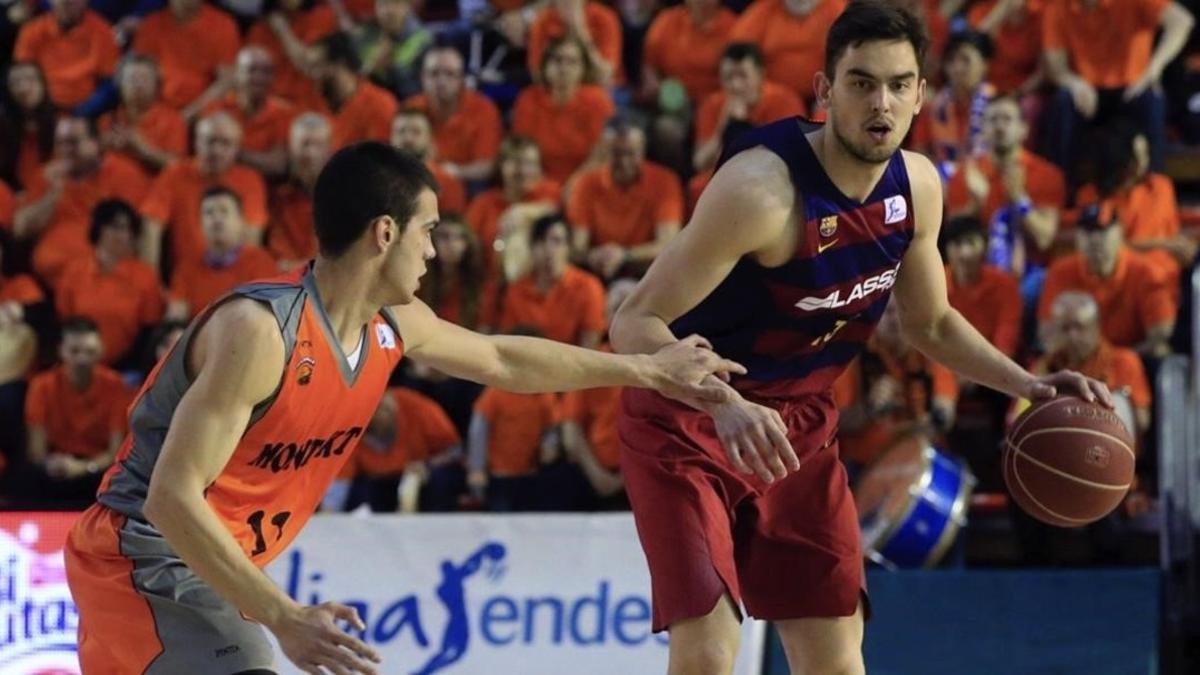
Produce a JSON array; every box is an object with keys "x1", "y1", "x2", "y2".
[
  {"x1": 1027, "y1": 370, "x2": 1115, "y2": 408},
  {"x1": 649, "y1": 335, "x2": 747, "y2": 403}
]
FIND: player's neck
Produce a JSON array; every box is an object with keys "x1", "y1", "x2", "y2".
[
  {"x1": 309, "y1": 258, "x2": 385, "y2": 350},
  {"x1": 812, "y1": 128, "x2": 891, "y2": 203}
]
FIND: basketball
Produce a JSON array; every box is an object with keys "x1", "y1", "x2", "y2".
[{"x1": 1003, "y1": 396, "x2": 1136, "y2": 527}]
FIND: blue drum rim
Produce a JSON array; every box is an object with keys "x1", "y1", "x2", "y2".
[
  {"x1": 923, "y1": 456, "x2": 977, "y2": 568},
  {"x1": 861, "y1": 442, "x2": 935, "y2": 564}
]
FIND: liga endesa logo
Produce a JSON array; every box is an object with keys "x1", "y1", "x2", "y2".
[
  {"x1": 280, "y1": 542, "x2": 666, "y2": 674},
  {"x1": 0, "y1": 516, "x2": 81, "y2": 675}
]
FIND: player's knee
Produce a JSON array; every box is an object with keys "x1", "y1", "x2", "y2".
[
  {"x1": 669, "y1": 639, "x2": 738, "y2": 675},
  {"x1": 788, "y1": 649, "x2": 864, "y2": 675}
]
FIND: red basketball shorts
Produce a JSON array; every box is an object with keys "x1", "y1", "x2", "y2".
[{"x1": 618, "y1": 387, "x2": 865, "y2": 632}]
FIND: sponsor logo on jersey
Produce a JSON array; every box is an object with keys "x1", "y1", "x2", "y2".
[
  {"x1": 377, "y1": 323, "x2": 397, "y2": 350},
  {"x1": 794, "y1": 263, "x2": 901, "y2": 312},
  {"x1": 884, "y1": 195, "x2": 907, "y2": 224},
  {"x1": 296, "y1": 356, "x2": 315, "y2": 386},
  {"x1": 246, "y1": 427, "x2": 364, "y2": 473},
  {"x1": 818, "y1": 215, "x2": 838, "y2": 237}
]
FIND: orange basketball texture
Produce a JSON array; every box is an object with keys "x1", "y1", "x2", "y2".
[{"x1": 1003, "y1": 396, "x2": 1135, "y2": 527}]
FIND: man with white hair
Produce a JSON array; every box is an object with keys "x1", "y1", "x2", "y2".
[{"x1": 267, "y1": 112, "x2": 333, "y2": 268}]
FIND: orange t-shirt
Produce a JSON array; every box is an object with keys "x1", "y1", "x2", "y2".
[
  {"x1": 499, "y1": 265, "x2": 606, "y2": 344},
  {"x1": 561, "y1": 376, "x2": 621, "y2": 471},
  {"x1": 465, "y1": 181, "x2": 562, "y2": 276},
  {"x1": 403, "y1": 90, "x2": 504, "y2": 166},
  {"x1": 567, "y1": 161, "x2": 683, "y2": 248},
  {"x1": 14, "y1": 11, "x2": 119, "y2": 108},
  {"x1": 56, "y1": 257, "x2": 165, "y2": 364},
  {"x1": 245, "y1": 6, "x2": 337, "y2": 112},
  {"x1": 1076, "y1": 173, "x2": 1181, "y2": 285},
  {"x1": 355, "y1": 387, "x2": 460, "y2": 477},
  {"x1": 473, "y1": 387, "x2": 559, "y2": 476},
  {"x1": 141, "y1": 159, "x2": 268, "y2": 267},
  {"x1": 15, "y1": 129, "x2": 50, "y2": 195},
  {"x1": 204, "y1": 94, "x2": 296, "y2": 153},
  {"x1": 428, "y1": 277, "x2": 499, "y2": 330},
  {"x1": 511, "y1": 84, "x2": 615, "y2": 183},
  {"x1": 0, "y1": 179, "x2": 13, "y2": 227},
  {"x1": 729, "y1": 0, "x2": 847, "y2": 100},
  {"x1": 527, "y1": 2, "x2": 623, "y2": 80},
  {"x1": 132, "y1": 4, "x2": 241, "y2": 109},
  {"x1": 0, "y1": 274, "x2": 44, "y2": 305},
  {"x1": 968, "y1": 0, "x2": 1045, "y2": 94},
  {"x1": 1039, "y1": 247, "x2": 1177, "y2": 348},
  {"x1": 643, "y1": 6, "x2": 737, "y2": 105},
  {"x1": 429, "y1": 162, "x2": 466, "y2": 214},
  {"x1": 1033, "y1": 339, "x2": 1151, "y2": 410},
  {"x1": 330, "y1": 80, "x2": 398, "y2": 150},
  {"x1": 25, "y1": 365, "x2": 130, "y2": 458},
  {"x1": 266, "y1": 181, "x2": 317, "y2": 264},
  {"x1": 1042, "y1": 0, "x2": 1168, "y2": 89},
  {"x1": 168, "y1": 246, "x2": 279, "y2": 318},
  {"x1": 945, "y1": 264, "x2": 1023, "y2": 357},
  {"x1": 694, "y1": 81, "x2": 807, "y2": 145},
  {"x1": 98, "y1": 103, "x2": 189, "y2": 180}
]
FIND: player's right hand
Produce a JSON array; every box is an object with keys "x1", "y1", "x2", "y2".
[
  {"x1": 270, "y1": 602, "x2": 381, "y2": 675},
  {"x1": 649, "y1": 335, "x2": 747, "y2": 403},
  {"x1": 709, "y1": 396, "x2": 800, "y2": 484}
]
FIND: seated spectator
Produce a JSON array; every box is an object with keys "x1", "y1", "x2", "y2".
[
  {"x1": 311, "y1": 31, "x2": 399, "y2": 149},
  {"x1": 498, "y1": 214, "x2": 606, "y2": 348},
  {"x1": 417, "y1": 216, "x2": 496, "y2": 330},
  {"x1": 23, "y1": 317, "x2": 130, "y2": 509},
  {"x1": 404, "y1": 45, "x2": 504, "y2": 184},
  {"x1": 465, "y1": 136, "x2": 562, "y2": 278},
  {"x1": 728, "y1": 0, "x2": 846, "y2": 104},
  {"x1": 693, "y1": 42, "x2": 806, "y2": 173},
  {"x1": 266, "y1": 112, "x2": 332, "y2": 268},
  {"x1": 13, "y1": 0, "x2": 119, "y2": 110},
  {"x1": 943, "y1": 216, "x2": 1022, "y2": 358},
  {"x1": 946, "y1": 96, "x2": 1063, "y2": 286},
  {"x1": 141, "y1": 112, "x2": 269, "y2": 273},
  {"x1": 389, "y1": 109, "x2": 466, "y2": 214},
  {"x1": 911, "y1": 31, "x2": 995, "y2": 180},
  {"x1": 0, "y1": 62, "x2": 57, "y2": 192},
  {"x1": 567, "y1": 121, "x2": 683, "y2": 280},
  {"x1": 99, "y1": 56, "x2": 189, "y2": 182},
  {"x1": 966, "y1": 0, "x2": 1046, "y2": 96},
  {"x1": 131, "y1": 0, "x2": 241, "y2": 112},
  {"x1": 166, "y1": 187, "x2": 278, "y2": 321},
  {"x1": 351, "y1": 0, "x2": 432, "y2": 99},
  {"x1": 512, "y1": 35, "x2": 615, "y2": 184},
  {"x1": 1039, "y1": 202, "x2": 1176, "y2": 357},
  {"x1": 527, "y1": 0, "x2": 622, "y2": 86},
  {"x1": 12, "y1": 116, "x2": 150, "y2": 288},
  {"x1": 0, "y1": 233, "x2": 42, "y2": 471},
  {"x1": 203, "y1": 47, "x2": 297, "y2": 179},
  {"x1": 1041, "y1": 0, "x2": 1193, "y2": 180},
  {"x1": 246, "y1": 0, "x2": 338, "y2": 112},
  {"x1": 57, "y1": 200, "x2": 164, "y2": 366}
]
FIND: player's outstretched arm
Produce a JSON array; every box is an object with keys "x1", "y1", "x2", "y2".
[
  {"x1": 893, "y1": 152, "x2": 1113, "y2": 408},
  {"x1": 391, "y1": 299, "x2": 745, "y2": 402},
  {"x1": 142, "y1": 299, "x2": 381, "y2": 675}
]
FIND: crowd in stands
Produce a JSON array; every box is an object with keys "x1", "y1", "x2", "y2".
[{"x1": 2, "y1": 0, "x2": 1199, "y2": 565}]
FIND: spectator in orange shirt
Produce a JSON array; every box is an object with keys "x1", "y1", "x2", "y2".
[
  {"x1": 465, "y1": 136, "x2": 562, "y2": 279},
  {"x1": 12, "y1": 116, "x2": 151, "y2": 288},
  {"x1": 57, "y1": 200, "x2": 164, "y2": 366},
  {"x1": 911, "y1": 31, "x2": 995, "y2": 180},
  {"x1": 943, "y1": 216, "x2": 1022, "y2": 358},
  {"x1": 0, "y1": 62, "x2": 57, "y2": 192},
  {"x1": 389, "y1": 109, "x2": 467, "y2": 214},
  {"x1": 266, "y1": 112, "x2": 332, "y2": 268},
  {"x1": 203, "y1": 47, "x2": 297, "y2": 179},
  {"x1": 728, "y1": 0, "x2": 846, "y2": 104},
  {"x1": 99, "y1": 56, "x2": 189, "y2": 181},
  {"x1": 23, "y1": 316, "x2": 130, "y2": 508},
  {"x1": 499, "y1": 214, "x2": 606, "y2": 348},
  {"x1": 246, "y1": 0, "x2": 338, "y2": 112},
  {"x1": 131, "y1": 0, "x2": 242, "y2": 112},
  {"x1": 166, "y1": 187, "x2": 278, "y2": 321},
  {"x1": 1039, "y1": 202, "x2": 1176, "y2": 357},
  {"x1": 404, "y1": 46, "x2": 504, "y2": 184},
  {"x1": 568, "y1": 122, "x2": 683, "y2": 280},
  {"x1": 311, "y1": 31, "x2": 400, "y2": 149},
  {"x1": 693, "y1": 42, "x2": 807, "y2": 172},
  {"x1": 511, "y1": 35, "x2": 616, "y2": 184},
  {"x1": 527, "y1": 0, "x2": 622, "y2": 86},
  {"x1": 967, "y1": 0, "x2": 1046, "y2": 96},
  {"x1": 140, "y1": 111, "x2": 269, "y2": 273},
  {"x1": 1041, "y1": 0, "x2": 1193, "y2": 179},
  {"x1": 350, "y1": 0, "x2": 433, "y2": 98},
  {"x1": 417, "y1": 216, "x2": 496, "y2": 330},
  {"x1": 13, "y1": 0, "x2": 119, "y2": 109},
  {"x1": 947, "y1": 96, "x2": 1063, "y2": 283}
]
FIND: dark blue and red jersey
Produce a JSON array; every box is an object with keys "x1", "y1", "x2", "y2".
[{"x1": 671, "y1": 117, "x2": 916, "y2": 400}]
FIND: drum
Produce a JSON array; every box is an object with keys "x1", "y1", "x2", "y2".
[{"x1": 854, "y1": 435, "x2": 976, "y2": 570}]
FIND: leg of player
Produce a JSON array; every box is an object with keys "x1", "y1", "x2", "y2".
[
  {"x1": 667, "y1": 594, "x2": 742, "y2": 675},
  {"x1": 775, "y1": 601, "x2": 866, "y2": 675}
]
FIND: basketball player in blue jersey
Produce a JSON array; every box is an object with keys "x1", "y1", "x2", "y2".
[{"x1": 610, "y1": 2, "x2": 1114, "y2": 673}]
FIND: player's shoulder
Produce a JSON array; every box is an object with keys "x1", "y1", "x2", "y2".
[
  {"x1": 200, "y1": 297, "x2": 285, "y2": 353},
  {"x1": 900, "y1": 149, "x2": 941, "y2": 192},
  {"x1": 711, "y1": 146, "x2": 795, "y2": 206}
]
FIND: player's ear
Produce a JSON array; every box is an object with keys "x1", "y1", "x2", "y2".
[
  {"x1": 371, "y1": 215, "x2": 395, "y2": 251},
  {"x1": 813, "y1": 70, "x2": 832, "y2": 109},
  {"x1": 913, "y1": 77, "x2": 927, "y2": 115}
]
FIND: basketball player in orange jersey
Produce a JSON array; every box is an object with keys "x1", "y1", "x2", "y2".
[
  {"x1": 64, "y1": 143, "x2": 746, "y2": 675},
  {"x1": 610, "y1": 2, "x2": 1114, "y2": 674}
]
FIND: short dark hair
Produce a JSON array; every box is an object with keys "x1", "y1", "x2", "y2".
[
  {"x1": 312, "y1": 141, "x2": 439, "y2": 257},
  {"x1": 721, "y1": 42, "x2": 765, "y2": 69},
  {"x1": 61, "y1": 316, "x2": 100, "y2": 337},
  {"x1": 530, "y1": 213, "x2": 567, "y2": 245},
  {"x1": 825, "y1": 0, "x2": 929, "y2": 78},
  {"x1": 943, "y1": 30, "x2": 993, "y2": 63},
  {"x1": 942, "y1": 215, "x2": 986, "y2": 246},
  {"x1": 201, "y1": 185, "x2": 243, "y2": 212},
  {"x1": 89, "y1": 199, "x2": 142, "y2": 244},
  {"x1": 319, "y1": 32, "x2": 361, "y2": 72}
]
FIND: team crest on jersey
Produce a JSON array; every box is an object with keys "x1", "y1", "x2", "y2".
[
  {"x1": 884, "y1": 195, "x2": 907, "y2": 224},
  {"x1": 819, "y1": 215, "x2": 838, "y2": 238},
  {"x1": 376, "y1": 323, "x2": 397, "y2": 350},
  {"x1": 296, "y1": 356, "x2": 315, "y2": 385}
]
